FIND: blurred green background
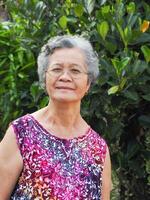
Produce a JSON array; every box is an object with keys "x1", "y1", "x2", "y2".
[{"x1": 0, "y1": 0, "x2": 150, "y2": 199}]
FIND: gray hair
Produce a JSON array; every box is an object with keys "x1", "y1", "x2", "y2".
[{"x1": 37, "y1": 35, "x2": 99, "y2": 88}]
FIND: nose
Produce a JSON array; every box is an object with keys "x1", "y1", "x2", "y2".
[{"x1": 58, "y1": 70, "x2": 72, "y2": 81}]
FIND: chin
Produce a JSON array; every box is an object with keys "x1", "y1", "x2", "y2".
[{"x1": 51, "y1": 94, "x2": 81, "y2": 103}]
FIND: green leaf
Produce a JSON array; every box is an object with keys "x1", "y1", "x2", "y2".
[
  {"x1": 127, "y1": 14, "x2": 138, "y2": 28},
  {"x1": 108, "y1": 85, "x2": 119, "y2": 95},
  {"x1": 58, "y1": 16, "x2": 67, "y2": 29},
  {"x1": 0, "y1": 58, "x2": 7, "y2": 67},
  {"x1": 119, "y1": 77, "x2": 127, "y2": 90},
  {"x1": 132, "y1": 33, "x2": 150, "y2": 45},
  {"x1": 74, "y1": 4, "x2": 84, "y2": 17},
  {"x1": 124, "y1": 90, "x2": 139, "y2": 101},
  {"x1": 124, "y1": 26, "x2": 132, "y2": 42},
  {"x1": 17, "y1": 72, "x2": 27, "y2": 79},
  {"x1": 127, "y1": 141, "x2": 140, "y2": 159},
  {"x1": 141, "y1": 45, "x2": 150, "y2": 63},
  {"x1": 97, "y1": 21, "x2": 109, "y2": 40},
  {"x1": 138, "y1": 115, "x2": 150, "y2": 128},
  {"x1": 8, "y1": 54, "x2": 14, "y2": 62},
  {"x1": 84, "y1": 0, "x2": 95, "y2": 14},
  {"x1": 146, "y1": 160, "x2": 150, "y2": 174},
  {"x1": 120, "y1": 57, "x2": 130, "y2": 70},
  {"x1": 105, "y1": 41, "x2": 117, "y2": 53},
  {"x1": 101, "y1": 5, "x2": 110, "y2": 15},
  {"x1": 30, "y1": 82, "x2": 41, "y2": 102},
  {"x1": 17, "y1": 51, "x2": 24, "y2": 65},
  {"x1": 133, "y1": 60, "x2": 148, "y2": 75},
  {"x1": 111, "y1": 57, "x2": 130, "y2": 77},
  {"x1": 127, "y1": 2, "x2": 135, "y2": 14},
  {"x1": 67, "y1": 16, "x2": 77, "y2": 23},
  {"x1": 20, "y1": 61, "x2": 35, "y2": 71},
  {"x1": 35, "y1": 1, "x2": 46, "y2": 20},
  {"x1": 116, "y1": 23, "x2": 126, "y2": 47},
  {"x1": 142, "y1": 94, "x2": 150, "y2": 101},
  {"x1": 39, "y1": 96, "x2": 49, "y2": 108},
  {"x1": 100, "y1": 0, "x2": 107, "y2": 6},
  {"x1": 111, "y1": 58, "x2": 120, "y2": 76}
]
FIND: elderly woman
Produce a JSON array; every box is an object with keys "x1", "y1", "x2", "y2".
[{"x1": 0, "y1": 35, "x2": 111, "y2": 200}]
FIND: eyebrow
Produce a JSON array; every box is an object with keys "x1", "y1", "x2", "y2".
[{"x1": 50, "y1": 62, "x2": 83, "y2": 68}]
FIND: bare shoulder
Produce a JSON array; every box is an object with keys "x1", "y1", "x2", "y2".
[
  {"x1": 31, "y1": 107, "x2": 47, "y2": 117},
  {"x1": 104, "y1": 146, "x2": 111, "y2": 166},
  {"x1": 0, "y1": 126, "x2": 23, "y2": 199},
  {"x1": 101, "y1": 146, "x2": 112, "y2": 200},
  {"x1": 0, "y1": 125, "x2": 23, "y2": 167}
]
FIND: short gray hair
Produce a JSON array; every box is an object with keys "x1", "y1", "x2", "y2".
[{"x1": 37, "y1": 35, "x2": 99, "y2": 88}]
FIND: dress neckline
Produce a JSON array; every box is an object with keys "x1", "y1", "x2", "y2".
[{"x1": 27, "y1": 114, "x2": 91, "y2": 142}]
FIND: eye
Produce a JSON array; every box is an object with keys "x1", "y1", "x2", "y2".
[
  {"x1": 71, "y1": 68, "x2": 81, "y2": 74},
  {"x1": 51, "y1": 67, "x2": 62, "y2": 72}
]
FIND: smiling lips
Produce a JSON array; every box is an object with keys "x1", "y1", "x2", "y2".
[{"x1": 55, "y1": 86, "x2": 75, "y2": 90}]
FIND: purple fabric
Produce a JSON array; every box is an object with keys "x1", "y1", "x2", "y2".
[{"x1": 10, "y1": 114, "x2": 107, "y2": 200}]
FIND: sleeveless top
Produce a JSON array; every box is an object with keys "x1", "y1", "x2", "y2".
[{"x1": 10, "y1": 114, "x2": 107, "y2": 200}]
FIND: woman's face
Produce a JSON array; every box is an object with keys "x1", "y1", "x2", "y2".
[{"x1": 45, "y1": 48, "x2": 90, "y2": 103}]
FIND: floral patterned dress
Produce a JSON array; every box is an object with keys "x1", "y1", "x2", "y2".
[{"x1": 10, "y1": 114, "x2": 107, "y2": 200}]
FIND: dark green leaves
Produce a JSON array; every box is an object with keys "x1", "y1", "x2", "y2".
[{"x1": 138, "y1": 115, "x2": 150, "y2": 128}]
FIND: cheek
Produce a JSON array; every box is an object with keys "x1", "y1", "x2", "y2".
[
  {"x1": 77, "y1": 83, "x2": 89, "y2": 97},
  {"x1": 45, "y1": 77, "x2": 54, "y2": 95}
]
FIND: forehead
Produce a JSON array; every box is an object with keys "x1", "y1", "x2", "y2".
[{"x1": 49, "y1": 48, "x2": 86, "y2": 65}]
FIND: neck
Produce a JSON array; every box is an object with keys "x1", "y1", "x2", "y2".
[{"x1": 44, "y1": 100, "x2": 82, "y2": 128}]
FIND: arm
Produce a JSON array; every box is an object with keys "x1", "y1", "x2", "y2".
[
  {"x1": 101, "y1": 147, "x2": 112, "y2": 200},
  {"x1": 0, "y1": 125, "x2": 23, "y2": 200}
]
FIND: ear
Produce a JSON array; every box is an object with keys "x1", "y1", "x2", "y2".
[{"x1": 86, "y1": 81, "x2": 91, "y2": 93}]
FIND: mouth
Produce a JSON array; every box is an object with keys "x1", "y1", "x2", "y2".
[{"x1": 55, "y1": 86, "x2": 74, "y2": 90}]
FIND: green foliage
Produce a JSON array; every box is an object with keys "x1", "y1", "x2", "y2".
[
  {"x1": 97, "y1": 20, "x2": 109, "y2": 40},
  {"x1": 0, "y1": 20, "x2": 37, "y2": 129},
  {"x1": 0, "y1": 0, "x2": 150, "y2": 199}
]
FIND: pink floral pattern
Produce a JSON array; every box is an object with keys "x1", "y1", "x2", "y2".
[{"x1": 11, "y1": 114, "x2": 107, "y2": 200}]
